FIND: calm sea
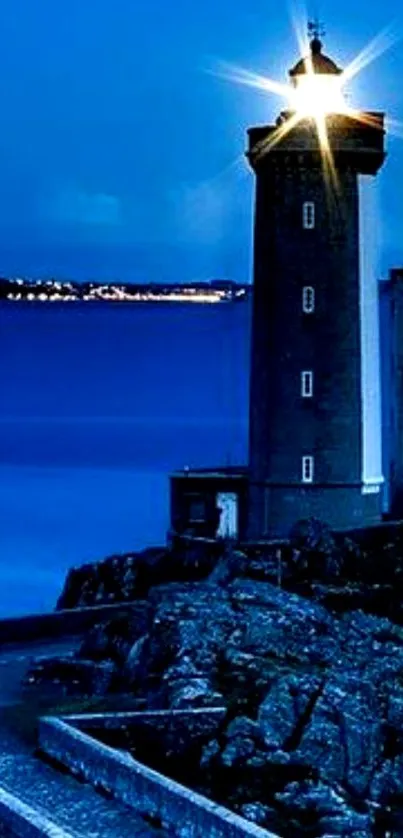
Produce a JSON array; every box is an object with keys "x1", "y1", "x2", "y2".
[{"x1": 0, "y1": 302, "x2": 250, "y2": 615}]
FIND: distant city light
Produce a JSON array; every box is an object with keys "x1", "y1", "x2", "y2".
[{"x1": 2, "y1": 279, "x2": 249, "y2": 305}]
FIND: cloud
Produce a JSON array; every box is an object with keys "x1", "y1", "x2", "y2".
[
  {"x1": 47, "y1": 187, "x2": 122, "y2": 228},
  {"x1": 170, "y1": 179, "x2": 229, "y2": 244}
]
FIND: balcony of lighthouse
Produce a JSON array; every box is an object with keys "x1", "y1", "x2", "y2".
[{"x1": 248, "y1": 112, "x2": 385, "y2": 175}]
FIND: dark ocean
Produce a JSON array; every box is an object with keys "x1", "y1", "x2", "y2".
[{"x1": 0, "y1": 302, "x2": 250, "y2": 615}]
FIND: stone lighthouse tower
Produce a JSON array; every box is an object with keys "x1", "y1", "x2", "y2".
[{"x1": 247, "y1": 28, "x2": 386, "y2": 538}]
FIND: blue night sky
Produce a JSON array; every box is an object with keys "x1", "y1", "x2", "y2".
[{"x1": 0, "y1": 0, "x2": 402, "y2": 283}]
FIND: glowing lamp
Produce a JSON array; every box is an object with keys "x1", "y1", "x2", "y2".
[{"x1": 288, "y1": 36, "x2": 347, "y2": 118}]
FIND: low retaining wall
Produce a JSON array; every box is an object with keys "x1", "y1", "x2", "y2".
[
  {"x1": 66, "y1": 707, "x2": 227, "y2": 738},
  {"x1": 0, "y1": 785, "x2": 73, "y2": 838},
  {"x1": 39, "y1": 717, "x2": 278, "y2": 838},
  {"x1": 337, "y1": 520, "x2": 403, "y2": 546},
  {"x1": 0, "y1": 601, "x2": 150, "y2": 645}
]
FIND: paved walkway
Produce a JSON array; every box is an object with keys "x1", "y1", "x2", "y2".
[
  {"x1": 0, "y1": 638, "x2": 170, "y2": 836},
  {"x1": 0, "y1": 726, "x2": 166, "y2": 837},
  {"x1": 0, "y1": 638, "x2": 81, "y2": 708}
]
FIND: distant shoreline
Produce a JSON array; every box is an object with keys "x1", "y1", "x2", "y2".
[{"x1": 0, "y1": 278, "x2": 251, "y2": 304}]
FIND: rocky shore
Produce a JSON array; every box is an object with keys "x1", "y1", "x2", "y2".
[{"x1": 26, "y1": 520, "x2": 403, "y2": 836}]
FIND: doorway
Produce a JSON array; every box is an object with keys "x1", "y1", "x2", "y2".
[{"x1": 216, "y1": 492, "x2": 238, "y2": 539}]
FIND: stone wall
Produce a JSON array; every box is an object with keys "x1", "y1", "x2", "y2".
[
  {"x1": 67, "y1": 707, "x2": 226, "y2": 738},
  {"x1": 39, "y1": 717, "x2": 278, "y2": 838},
  {"x1": 0, "y1": 602, "x2": 149, "y2": 645}
]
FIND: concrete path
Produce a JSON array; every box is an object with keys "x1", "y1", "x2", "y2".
[
  {"x1": 0, "y1": 638, "x2": 81, "y2": 707},
  {"x1": 0, "y1": 726, "x2": 167, "y2": 836},
  {"x1": 0, "y1": 638, "x2": 169, "y2": 836}
]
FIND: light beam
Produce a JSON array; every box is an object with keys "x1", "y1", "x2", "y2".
[{"x1": 213, "y1": 20, "x2": 398, "y2": 185}]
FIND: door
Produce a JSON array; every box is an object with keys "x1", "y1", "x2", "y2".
[{"x1": 216, "y1": 492, "x2": 238, "y2": 538}]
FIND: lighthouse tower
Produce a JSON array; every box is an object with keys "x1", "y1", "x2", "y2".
[{"x1": 247, "y1": 29, "x2": 386, "y2": 537}]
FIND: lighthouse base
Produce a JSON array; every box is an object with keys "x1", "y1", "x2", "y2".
[{"x1": 247, "y1": 483, "x2": 382, "y2": 539}]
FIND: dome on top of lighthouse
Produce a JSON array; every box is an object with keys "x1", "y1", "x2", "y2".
[{"x1": 289, "y1": 33, "x2": 342, "y2": 78}]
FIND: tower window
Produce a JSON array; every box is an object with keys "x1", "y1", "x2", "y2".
[
  {"x1": 301, "y1": 370, "x2": 313, "y2": 398},
  {"x1": 302, "y1": 286, "x2": 315, "y2": 313},
  {"x1": 302, "y1": 456, "x2": 314, "y2": 483},
  {"x1": 302, "y1": 201, "x2": 315, "y2": 229}
]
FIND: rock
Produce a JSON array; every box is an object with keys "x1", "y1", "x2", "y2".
[
  {"x1": 168, "y1": 678, "x2": 224, "y2": 709},
  {"x1": 57, "y1": 546, "x2": 183, "y2": 608},
  {"x1": 336, "y1": 535, "x2": 366, "y2": 582},
  {"x1": 24, "y1": 656, "x2": 116, "y2": 695},
  {"x1": 225, "y1": 715, "x2": 261, "y2": 742},
  {"x1": 258, "y1": 673, "x2": 323, "y2": 750},
  {"x1": 369, "y1": 755, "x2": 403, "y2": 803},
  {"x1": 163, "y1": 657, "x2": 202, "y2": 683},
  {"x1": 289, "y1": 517, "x2": 342, "y2": 580},
  {"x1": 200, "y1": 739, "x2": 221, "y2": 769},
  {"x1": 223, "y1": 648, "x2": 268, "y2": 677},
  {"x1": 239, "y1": 802, "x2": 275, "y2": 826},
  {"x1": 217, "y1": 714, "x2": 263, "y2": 769},
  {"x1": 242, "y1": 542, "x2": 293, "y2": 586},
  {"x1": 78, "y1": 607, "x2": 151, "y2": 665},
  {"x1": 239, "y1": 802, "x2": 283, "y2": 834},
  {"x1": 207, "y1": 549, "x2": 249, "y2": 586},
  {"x1": 260, "y1": 750, "x2": 291, "y2": 765},
  {"x1": 56, "y1": 562, "x2": 94, "y2": 609},
  {"x1": 245, "y1": 750, "x2": 293, "y2": 770},
  {"x1": 43, "y1": 536, "x2": 403, "y2": 825},
  {"x1": 276, "y1": 780, "x2": 372, "y2": 834},
  {"x1": 221, "y1": 737, "x2": 256, "y2": 767},
  {"x1": 310, "y1": 582, "x2": 395, "y2": 616},
  {"x1": 276, "y1": 779, "x2": 343, "y2": 813},
  {"x1": 228, "y1": 579, "x2": 337, "y2": 667},
  {"x1": 122, "y1": 634, "x2": 150, "y2": 686},
  {"x1": 77, "y1": 622, "x2": 111, "y2": 660},
  {"x1": 244, "y1": 754, "x2": 268, "y2": 769},
  {"x1": 289, "y1": 517, "x2": 335, "y2": 554},
  {"x1": 384, "y1": 686, "x2": 403, "y2": 739},
  {"x1": 228, "y1": 577, "x2": 330, "y2": 615},
  {"x1": 146, "y1": 585, "x2": 236, "y2": 682},
  {"x1": 318, "y1": 813, "x2": 373, "y2": 834},
  {"x1": 295, "y1": 671, "x2": 382, "y2": 796}
]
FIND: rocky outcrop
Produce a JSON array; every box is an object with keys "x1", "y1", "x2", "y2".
[
  {"x1": 27, "y1": 573, "x2": 403, "y2": 833},
  {"x1": 56, "y1": 544, "x2": 220, "y2": 609},
  {"x1": 148, "y1": 580, "x2": 403, "y2": 833},
  {"x1": 28, "y1": 520, "x2": 403, "y2": 835},
  {"x1": 294, "y1": 671, "x2": 382, "y2": 797},
  {"x1": 258, "y1": 673, "x2": 324, "y2": 752},
  {"x1": 56, "y1": 520, "x2": 403, "y2": 621},
  {"x1": 275, "y1": 781, "x2": 373, "y2": 836}
]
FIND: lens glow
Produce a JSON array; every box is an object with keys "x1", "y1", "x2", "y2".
[{"x1": 289, "y1": 74, "x2": 347, "y2": 117}]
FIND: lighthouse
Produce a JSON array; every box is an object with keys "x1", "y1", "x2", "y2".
[
  {"x1": 170, "y1": 26, "x2": 388, "y2": 544},
  {"x1": 247, "y1": 27, "x2": 386, "y2": 537}
]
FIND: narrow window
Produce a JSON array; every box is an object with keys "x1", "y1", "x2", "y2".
[
  {"x1": 302, "y1": 286, "x2": 315, "y2": 313},
  {"x1": 302, "y1": 201, "x2": 315, "y2": 229},
  {"x1": 302, "y1": 456, "x2": 314, "y2": 483},
  {"x1": 187, "y1": 494, "x2": 206, "y2": 523},
  {"x1": 301, "y1": 370, "x2": 313, "y2": 398}
]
